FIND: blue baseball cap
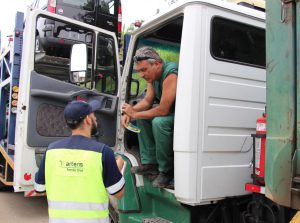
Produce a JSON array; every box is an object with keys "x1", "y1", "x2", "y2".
[{"x1": 64, "y1": 100, "x2": 101, "y2": 124}]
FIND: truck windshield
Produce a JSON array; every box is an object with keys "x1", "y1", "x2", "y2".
[{"x1": 95, "y1": 34, "x2": 117, "y2": 95}]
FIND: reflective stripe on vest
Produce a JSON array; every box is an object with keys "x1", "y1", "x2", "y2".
[
  {"x1": 48, "y1": 200, "x2": 108, "y2": 211},
  {"x1": 49, "y1": 217, "x2": 109, "y2": 223},
  {"x1": 46, "y1": 149, "x2": 108, "y2": 220}
]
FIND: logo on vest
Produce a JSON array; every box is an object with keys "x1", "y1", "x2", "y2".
[{"x1": 59, "y1": 160, "x2": 84, "y2": 173}]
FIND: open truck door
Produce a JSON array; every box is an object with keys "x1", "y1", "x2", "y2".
[{"x1": 13, "y1": 9, "x2": 121, "y2": 192}]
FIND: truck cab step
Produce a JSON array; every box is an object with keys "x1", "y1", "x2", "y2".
[
  {"x1": 142, "y1": 217, "x2": 172, "y2": 223},
  {"x1": 293, "y1": 176, "x2": 300, "y2": 184}
]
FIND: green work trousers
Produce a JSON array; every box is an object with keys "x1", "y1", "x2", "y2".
[{"x1": 136, "y1": 115, "x2": 174, "y2": 173}]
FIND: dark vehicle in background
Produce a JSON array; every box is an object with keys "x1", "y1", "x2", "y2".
[{"x1": 31, "y1": 0, "x2": 122, "y2": 56}]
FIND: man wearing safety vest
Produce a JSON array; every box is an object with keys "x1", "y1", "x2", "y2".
[{"x1": 34, "y1": 100, "x2": 125, "y2": 223}]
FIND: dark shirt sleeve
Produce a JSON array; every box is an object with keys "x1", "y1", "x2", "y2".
[
  {"x1": 102, "y1": 146, "x2": 125, "y2": 195},
  {"x1": 34, "y1": 151, "x2": 46, "y2": 193}
]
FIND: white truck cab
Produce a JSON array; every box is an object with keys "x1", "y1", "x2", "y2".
[{"x1": 119, "y1": 0, "x2": 265, "y2": 207}]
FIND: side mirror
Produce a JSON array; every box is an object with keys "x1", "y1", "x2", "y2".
[{"x1": 70, "y1": 44, "x2": 87, "y2": 83}]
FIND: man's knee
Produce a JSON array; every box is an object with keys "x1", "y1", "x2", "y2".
[
  {"x1": 136, "y1": 119, "x2": 150, "y2": 127},
  {"x1": 152, "y1": 116, "x2": 174, "y2": 130}
]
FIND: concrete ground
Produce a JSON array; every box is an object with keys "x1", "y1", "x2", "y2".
[{"x1": 0, "y1": 187, "x2": 48, "y2": 223}]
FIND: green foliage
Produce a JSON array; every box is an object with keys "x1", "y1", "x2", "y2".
[
  {"x1": 131, "y1": 72, "x2": 146, "y2": 96},
  {"x1": 155, "y1": 47, "x2": 180, "y2": 64},
  {"x1": 95, "y1": 75, "x2": 116, "y2": 95},
  {"x1": 130, "y1": 40, "x2": 180, "y2": 96}
]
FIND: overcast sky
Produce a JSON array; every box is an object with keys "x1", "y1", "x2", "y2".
[
  {"x1": 0, "y1": 0, "x2": 170, "y2": 49},
  {"x1": 0, "y1": 0, "x2": 31, "y2": 47}
]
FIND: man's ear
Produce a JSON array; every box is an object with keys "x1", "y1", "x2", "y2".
[{"x1": 84, "y1": 115, "x2": 92, "y2": 125}]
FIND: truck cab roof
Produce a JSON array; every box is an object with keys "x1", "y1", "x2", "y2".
[{"x1": 132, "y1": 0, "x2": 265, "y2": 36}]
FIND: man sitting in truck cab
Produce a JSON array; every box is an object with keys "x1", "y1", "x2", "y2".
[{"x1": 121, "y1": 47, "x2": 178, "y2": 188}]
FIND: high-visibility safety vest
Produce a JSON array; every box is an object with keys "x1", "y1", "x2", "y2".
[{"x1": 45, "y1": 149, "x2": 109, "y2": 223}]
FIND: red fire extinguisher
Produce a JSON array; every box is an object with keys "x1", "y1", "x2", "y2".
[{"x1": 255, "y1": 112, "x2": 266, "y2": 183}]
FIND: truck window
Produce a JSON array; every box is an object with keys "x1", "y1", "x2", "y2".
[
  {"x1": 211, "y1": 17, "x2": 265, "y2": 68},
  {"x1": 128, "y1": 17, "x2": 182, "y2": 99},
  {"x1": 130, "y1": 39, "x2": 180, "y2": 98},
  {"x1": 34, "y1": 15, "x2": 94, "y2": 86},
  {"x1": 61, "y1": 0, "x2": 94, "y2": 11},
  {"x1": 95, "y1": 35, "x2": 117, "y2": 95},
  {"x1": 99, "y1": 0, "x2": 115, "y2": 15}
]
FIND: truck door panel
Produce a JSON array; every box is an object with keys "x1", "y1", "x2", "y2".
[
  {"x1": 27, "y1": 71, "x2": 118, "y2": 148},
  {"x1": 12, "y1": 9, "x2": 120, "y2": 192}
]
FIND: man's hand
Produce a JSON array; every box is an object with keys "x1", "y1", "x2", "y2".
[
  {"x1": 121, "y1": 113, "x2": 130, "y2": 128},
  {"x1": 122, "y1": 103, "x2": 136, "y2": 118}
]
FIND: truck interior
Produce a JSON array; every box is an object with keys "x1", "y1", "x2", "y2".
[{"x1": 123, "y1": 16, "x2": 183, "y2": 169}]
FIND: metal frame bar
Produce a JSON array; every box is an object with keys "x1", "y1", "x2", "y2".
[
  {"x1": 7, "y1": 12, "x2": 24, "y2": 147},
  {"x1": 0, "y1": 11, "x2": 24, "y2": 186}
]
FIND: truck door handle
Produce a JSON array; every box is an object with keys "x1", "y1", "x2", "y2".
[
  {"x1": 106, "y1": 21, "x2": 114, "y2": 27},
  {"x1": 69, "y1": 89, "x2": 104, "y2": 99},
  {"x1": 83, "y1": 15, "x2": 95, "y2": 21}
]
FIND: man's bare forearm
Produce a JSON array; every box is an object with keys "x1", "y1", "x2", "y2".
[
  {"x1": 133, "y1": 105, "x2": 170, "y2": 119},
  {"x1": 133, "y1": 82, "x2": 155, "y2": 112},
  {"x1": 133, "y1": 99, "x2": 152, "y2": 111}
]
